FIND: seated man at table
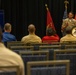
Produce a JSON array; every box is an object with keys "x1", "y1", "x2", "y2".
[
  {"x1": 2, "y1": 23, "x2": 16, "y2": 46},
  {"x1": 60, "y1": 25, "x2": 76, "y2": 43},
  {"x1": 21, "y1": 24, "x2": 42, "y2": 44},
  {"x1": 42, "y1": 28, "x2": 59, "y2": 44},
  {"x1": 2, "y1": 23, "x2": 16, "y2": 42},
  {"x1": 0, "y1": 27, "x2": 25, "y2": 75}
]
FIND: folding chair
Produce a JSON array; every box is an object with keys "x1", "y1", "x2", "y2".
[
  {"x1": 7, "y1": 41, "x2": 26, "y2": 48},
  {"x1": 39, "y1": 45, "x2": 61, "y2": 50},
  {"x1": 20, "y1": 50, "x2": 49, "y2": 75},
  {"x1": 27, "y1": 60, "x2": 70, "y2": 75},
  {"x1": 54, "y1": 50, "x2": 76, "y2": 75},
  {"x1": 0, "y1": 65, "x2": 19, "y2": 75}
]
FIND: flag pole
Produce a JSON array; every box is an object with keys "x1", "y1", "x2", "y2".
[
  {"x1": 45, "y1": 4, "x2": 49, "y2": 30},
  {"x1": 64, "y1": 0, "x2": 69, "y2": 15},
  {"x1": 45, "y1": 4, "x2": 56, "y2": 31},
  {"x1": 45, "y1": 4, "x2": 48, "y2": 11}
]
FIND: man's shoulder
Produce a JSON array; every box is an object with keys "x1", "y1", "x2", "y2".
[
  {"x1": 63, "y1": 18, "x2": 69, "y2": 21},
  {"x1": 21, "y1": 35, "x2": 29, "y2": 41},
  {"x1": 6, "y1": 47, "x2": 21, "y2": 59},
  {"x1": 64, "y1": 18, "x2": 76, "y2": 21},
  {"x1": 35, "y1": 35, "x2": 41, "y2": 39},
  {"x1": 8, "y1": 34, "x2": 16, "y2": 41},
  {"x1": 2, "y1": 47, "x2": 23, "y2": 67},
  {"x1": 72, "y1": 19, "x2": 76, "y2": 21},
  {"x1": 9, "y1": 33, "x2": 15, "y2": 37},
  {"x1": 0, "y1": 43, "x2": 21, "y2": 58},
  {"x1": 22, "y1": 35, "x2": 29, "y2": 39},
  {"x1": 60, "y1": 35, "x2": 76, "y2": 41},
  {"x1": 60, "y1": 35, "x2": 67, "y2": 41},
  {"x1": 3, "y1": 32, "x2": 15, "y2": 38},
  {"x1": 23, "y1": 34, "x2": 41, "y2": 39}
]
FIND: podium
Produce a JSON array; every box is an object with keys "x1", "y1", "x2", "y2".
[{"x1": 72, "y1": 26, "x2": 76, "y2": 37}]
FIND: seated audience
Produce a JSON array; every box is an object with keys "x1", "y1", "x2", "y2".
[
  {"x1": 21, "y1": 24, "x2": 42, "y2": 44},
  {"x1": 2, "y1": 23, "x2": 16, "y2": 42},
  {"x1": 42, "y1": 28, "x2": 59, "y2": 43},
  {"x1": 60, "y1": 25, "x2": 76, "y2": 42},
  {"x1": 0, "y1": 27, "x2": 25, "y2": 75}
]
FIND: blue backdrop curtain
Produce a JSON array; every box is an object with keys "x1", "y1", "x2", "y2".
[{"x1": 0, "y1": 0, "x2": 76, "y2": 40}]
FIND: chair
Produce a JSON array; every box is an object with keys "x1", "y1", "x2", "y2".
[
  {"x1": 60, "y1": 44, "x2": 76, "y2": 49},
  {"x1": 0, "y1": 71, "x2": 16, "y2": 75},
  {"x1": 39, "y1": 45, "x2": 61, "y2": 50},
  {"x1": 19, "y1": 50, "x2": 49, "y2": 60},
  {"x1": 27, "y1": 60, "x2": 70, "y2": 75},
  {"x1": 19, "y1": 50, "x2": 49, "y2": 75},
  {"x1": 42, "y1": 40, "x2": 59, "y2": 44},
  {"x1": 65, "y1": 45, "x2": 76, "y2": 49},
  {"x1": 0, "y1": 65, "x2": 19, "y2": 75},
  {"x1": 54, "y1": 50, "x2": 76, "y2": 75},
  {"x1": 29, "y1": 43, "x2": 48, "y2": 45},
  {"x1": 10, "y1": 46, "x2": 34, "y2": 54},
  {"x1": 60, "y1": 41, "x2": 76, "y2": 45},
  {"x1": 7, "y1": 41, "x2": 27, "y2": 48},
  {"x1": 50, "y1": 41, "x2": 60, "y2": 45}
]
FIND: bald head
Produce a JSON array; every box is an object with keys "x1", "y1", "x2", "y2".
[{"x1": 28, "y1": 24, "x2": 35, "y2": 33}]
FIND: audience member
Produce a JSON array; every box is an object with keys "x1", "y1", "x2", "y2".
[
  {"x1": 21, "y1": 24, "x2": 42, "y2": 44},
  {"x1": 42, "y1": 28, "x2": 59, "y2": 43},
  {"x1": 0, "y1": 27, "x2": 25, "y2": 75},
  {"x1": 2, "y1": 23, "x2": 16, "y2": 42},
  {"x1": 60, "y1": 25, "x2": 76, "y2": 42},
  {"x1": 61, "y1": 12, "x2": 76, "y2": 36}
]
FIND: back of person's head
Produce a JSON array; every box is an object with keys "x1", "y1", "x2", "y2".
[
  {"x1": 28, "y1": 24, "x2": 35, "y2": 33},
  {"x1": 46, "y1": 28, "x2": 56, "y2": 36},
  {"x1": 4, "y1": 23, "x2": 11, "y2": 32},
  {"x1": 0, "y1": 27, "x2": 3, "y2": 42},
  {"x1": 66, "y1": 26, "x2": 73, "y2": 34}
]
